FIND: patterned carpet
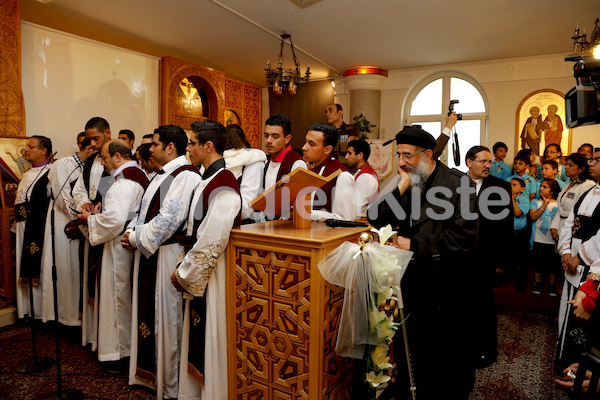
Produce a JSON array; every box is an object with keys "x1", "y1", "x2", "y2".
[
  {"x1": 0, "y1": 308, "x2": 572, "y2": 400},
  {"x1": 470, "y1": 309, "x2": 568, "y2": 400},
  {"x1": 0, "y1": 322, "x2": 154, "y2": 400}
]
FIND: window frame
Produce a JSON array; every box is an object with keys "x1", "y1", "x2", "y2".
[{"x1": 402, "y1": 71, "x2": 489, "y2": 166}]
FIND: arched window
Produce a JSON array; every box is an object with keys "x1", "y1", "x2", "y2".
[{"x1": 404, "y1": 72, "x2": 488, "y2": 172}]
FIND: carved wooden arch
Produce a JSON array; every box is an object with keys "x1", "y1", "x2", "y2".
[
  {"x1": 160, "y1": 56, "x2": 226, "y2": 129},
  {"x1": 0, "y1": 0, "x2": 25, "y2": 137}
]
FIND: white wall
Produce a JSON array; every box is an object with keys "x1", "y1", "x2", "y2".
[
  {"x1": 21, "y1": 22, "x2": 160, "y2": 159},
  {"x1": 370, "y1": 53, "x2": 600, "y2": 189}
]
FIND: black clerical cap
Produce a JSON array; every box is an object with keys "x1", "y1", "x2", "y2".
[{"x1": 395, "y1": 125, "x2": 436, "y2": 150}]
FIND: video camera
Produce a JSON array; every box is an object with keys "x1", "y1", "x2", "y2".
[
  {"x1": 564, "y1": 20, "x2": 600, "y2": 128},
  {"x1": 448, "y1": 100, "x2": 462, "y2": 120}
]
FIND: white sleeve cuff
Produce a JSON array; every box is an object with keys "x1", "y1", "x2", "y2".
[{"x1": 441, "y1": 127, "x2": 451, "y2": 137}]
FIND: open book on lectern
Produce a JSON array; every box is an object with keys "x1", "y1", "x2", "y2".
[{"x1": 249, "y1": 167, "x2": 341, "y2": 217}]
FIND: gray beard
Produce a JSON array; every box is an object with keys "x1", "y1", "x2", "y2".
[{"x1": 407, "y1": 157, "x2": 432, "y2": 191}]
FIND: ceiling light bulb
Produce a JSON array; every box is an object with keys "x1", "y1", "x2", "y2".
[
  {"x1": 288, "y1": 81, "x2": 297, "y2": 95},
  {"x1": 593, "y1": 43, "x2": 600, "y2": 60},
  {"x1": 273, "y1": 80, "x2": 283, "y2": 95}
]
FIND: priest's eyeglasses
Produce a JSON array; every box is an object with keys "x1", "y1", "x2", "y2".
[
  {"x1": 396, "y1": 150, "x2": 424, "y2": 162},
  {"x1": 472, "y1": 160, "x2": 492, "y2": 166}
]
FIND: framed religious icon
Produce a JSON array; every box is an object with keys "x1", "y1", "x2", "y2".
[
  {"x1": 367, "y1": 139, "x2": 394, "y2": 181},
  {"x1": 516, "y1": 89, "x2": 571, "y2": 158},
  {"x1": 0, "y1": 137, "x2": 31, "y2": 181}
]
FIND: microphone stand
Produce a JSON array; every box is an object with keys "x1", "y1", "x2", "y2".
[
  {"x1": 42, "y1": 161, "x2": 83, "y2": 399},
  {"x1": 15, "y1": 163, "x2": 55, "y2": 374},
  {"x1": 14, "y1": 279, "x2": 55, "y2": 373}
]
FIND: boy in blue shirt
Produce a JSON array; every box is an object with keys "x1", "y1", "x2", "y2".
[
  {"x1": 533, "y1": 160, "x2": 567, "y2": 199},
  {"x1": 491, "y1": 142, "x2": 511, "y2": 180},
  {"x1": 507, "y1": 153, "x2": 536, "y2": 201},
  {"x1": 511, "y1": 177, "x2": 531, "y2": 292}
]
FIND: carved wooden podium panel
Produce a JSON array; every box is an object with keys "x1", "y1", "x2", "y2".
[{"x1": 227, "y1": 221, "x2": 367, "y2": 399}]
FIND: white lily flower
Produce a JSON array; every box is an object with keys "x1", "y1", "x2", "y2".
[
  {"x1": 371, "y1": 345, "x2": 390, "y2": 365},
  {"x1": 377, "y1": 288, "x2": 394, "y2": 306},
  {"x1": 369, "y1": 309, "x2": 387, "y2": 330},
  {"x1": 370, "y1": 224, "x2": 397, "y2": 245},
  {"x1": 366, "y1": 371, "x2": 391, "y2": 388}
]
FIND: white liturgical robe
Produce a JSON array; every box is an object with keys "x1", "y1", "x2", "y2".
[
  {"x1": 14, "y1": 162, "x2": 51, "y2": 319},
  {"x1": 41, "y1": 154, "x2": 84, "y2": 326},
  {"x1": 72, "y1": 153, "x2": 106, "y2": 349},
  {"x1": 175, "y1": 166, "x2": 241, "y2": 400},
  {"x1": 86, "y1": 162, "x2": 146, "y2": 362},
  {"x1": 128, "y1": 155, "x2": 201, "y2": 399}
]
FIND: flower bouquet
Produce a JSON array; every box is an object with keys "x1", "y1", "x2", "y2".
[{"x1": 318, "y1": 225, "x2": 413, "y2": 398}]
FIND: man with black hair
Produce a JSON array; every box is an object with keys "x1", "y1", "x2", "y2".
[
  {"x1": 325, "y1": 103, "x2": 358, "y2": 162},
  {"x1": 77, "y1": 139, "x2": 148, "y2": 370},
  {"x1": 172, "y1": 120, "x2": 241, "y2": 400},
  {"x1": 72, "y1": 116, "x2": 111, "y2": 350},
  {"x1": 141, "y1": 133, "x2": 154, "y2": 145},
  {"x1": 40, "y1": 135, "x2": 95, "y2": 327},
  {"x1": 302, "y1": 122, "x2": 357, "y2": 221},
  {"x1": 118, "y1": 129, "x2": 136, "y2": 150},
  {"x1": 345, "y1": 139, "x2": 379, "y2": 214},
  {"x1": 77, "y1": 131, "x2": 86, "y2": 150},
  {"x1": 135, "y1": 143, "x2": 161, "y2": 180},
  {"x1": 122, "y1": 124, "x2": 201, "y2": 399},
  {"x1": 367, "y1": 125, "x2": 478, "y2": 399},
  {"x1": 73, "y1": 117, "x2": 111, "y2": 213},
  {"x1": 465, "y1": 145, "x2": 513, "y2": 368},
  {"x1": 14, "y1": 135, "x2": 53, "y2": 321},
  {"x1": 263, "y1": 114, "x2": 306, "y2": 190}
]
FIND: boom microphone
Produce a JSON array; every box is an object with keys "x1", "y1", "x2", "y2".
[{"x1": 325, "y1": 219, "x2": 368, "y2": 228}]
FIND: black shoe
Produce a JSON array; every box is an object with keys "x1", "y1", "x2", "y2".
[
  {"x1": 548, "y1": 284, "x2": 558, "y2": 297},
  {"x1": 101, "y1": 360, "x2": 126, "y2": 374},
  {"x1": 475, "y1": 350, "x2": 498, "y2": 369},
  {"x1": 532, "y1": 282, "x2": 543, "y2": 295}
]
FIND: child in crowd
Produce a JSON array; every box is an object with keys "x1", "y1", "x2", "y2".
[
  {"x1": 511, "y1": 177, "x2": 531, "y2": 292},
  {"x1": 529, "y1": 179, "x2": 561, "y2": 296},
  {"x1": 507, "y1": 153, "x2": 536, "y2": 201},
  {"x1": 517, "y1": 148, "x2": 539, "y2": 180},
  {"x1": 491, "y1": 142, "x2": 511, "y2": 180},
  {"x1": 533, "y1": 160, "x2": 567, "y2": 199},
  {"x1": 543, "y1": 143, "x2": 567, "y2": 182},
  {"x1": 578, "y1": 143, "x2": 594, "y2": 159}
]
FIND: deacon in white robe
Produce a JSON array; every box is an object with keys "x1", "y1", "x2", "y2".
[
  {"x1": 81, "y1": 155, "x2": 147, "y2": 362},
  {"x1": 125, "y1": 154, "x2": 201, "y2": 399},
  {"x1": 73, "y1": 152, "x2": 106, "y2": 350},
  {"x1": 40, "y1": 153, "x2": 85, "y2": 326},
  {"x1": 13, "y1": 161, "x2": 52, "y2": 319},
  {"x1": 72, "y1": 117, "x2": 112, "y2": 349},
  {"x1": 175, "y1": 178, "x2": 240, "y2": 399},
  {"x1": 172, "y1": 123, "x2": 241, "y2": 399}
]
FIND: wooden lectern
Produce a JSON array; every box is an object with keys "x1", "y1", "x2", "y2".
[
  {"x1": 249, "y1": 168, "x2": 340, "y2": 229},
  {"x1": 227, "y1": 221, "x2": 368, "y2": 400},
  {"x1": 227, "y1": 168, "x2": 368, "y2": 399}
]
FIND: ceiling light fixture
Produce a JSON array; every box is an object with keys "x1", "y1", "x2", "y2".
[
  {"x1": 265, "y1": 33, "x2": 310, "y2": 95},
  {"x1": 571, "y1": 18, "x2": 600, "y2": 60}
]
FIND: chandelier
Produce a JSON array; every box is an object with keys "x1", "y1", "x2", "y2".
[
  {"x1": 571, "y1": 18, "x2": 600, "y2": 59},
  {"x1": 265, "y1": 33, "x2": 310, "y2": 95}
]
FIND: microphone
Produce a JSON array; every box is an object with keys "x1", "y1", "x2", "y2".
[{"x1": 325, "y1": 219, "x2": 368, "y2": 228}]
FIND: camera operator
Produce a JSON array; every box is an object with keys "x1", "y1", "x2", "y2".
[{"x1": 432, "y1": 112, "x2": 459, "y2": 160}]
